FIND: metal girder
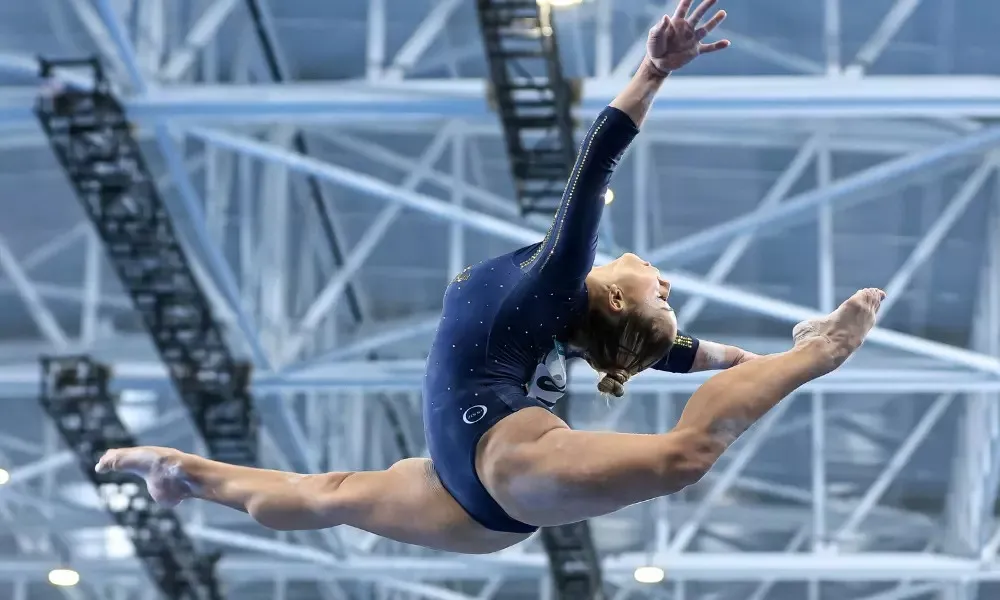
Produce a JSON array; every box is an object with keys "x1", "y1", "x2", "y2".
[
  {"x1": 475, "y1": 0, "x2": 577, "y2": 215},
  {"x1": 243, "y1": 0, "x2": 368, "y2": 326},
  {"x1": 878, "y1": 160, "x2": 995, "y2": 315},
  {"x1": 539, "y1": 398, "x2": 603, "y2": 600},
  {"x1": 160, "y1": 0, "x2": 242, "y2": 81},
  {"x1": 35, "y1": 59, "x2": 259, "y2": 466},
  {"x1": 186, "y1": 126, "x2": 1000, "y2": 375},
  {"x1": 3, "y1": 77, "x2": 1000, "y2": 125},
  {"x1": 823, "y1": 0, "x2": 842, "y2": 72},
  {"x1": 833, "y1": 394, "x2": 954, "y2": 541},
  {"x1": 644, "y1": 128, "x2": 1000, "y2": 267},
  {"x1": 676, "y1": 136, "x2": 819, "y2": 327},
  {"x1": 846, "y1": 0, "x2": 925, "y2": 75},
  {"x1": 6, "y1": 553, "x2": 1000, "y2": 582},
  {"x1": 284, "y1": 123, "x2": 457, "y2": 361},
  {"x1": 0, "y1": 232, "x2": 71, "y2": 350},
  {"x1": 668, "y1": 399, "x2": 796, "y2": 553},
  {"x1": 0, "y1": 360, "x2": 998, "y2": 397},
  {"x1": 959, "y1": 194, "x2": 1000, "y2": 579},
  {"x1": 91, "y1": 0, "x2": 273, "y2": 370},
  {"x1": 39, "y1": 355, "x2": 223, "y2": 600},
  {"x1": 384, "y1": 0, "x2": 463, "y2": 80},
  {"x1": 367, "y1": 0, "x2": 387, "y2": 80}
]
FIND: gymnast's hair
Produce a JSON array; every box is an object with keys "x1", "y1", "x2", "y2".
[{"x1": 576, "y1": 307, "x2": 676, "y2": 398}]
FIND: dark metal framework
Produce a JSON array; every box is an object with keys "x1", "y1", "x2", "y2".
[
  {"x1": 243, "y1": 0, "x2": 365, "y2": 324},
  {"x1": 537, "y1": 398, "x2": 606, "y2": 600},
  {"x1": 35, "y1": 58, "x2": 258, "y2": 466},
  {"x1": 39, "y1": 355, "x2": 223, "y2": 600},
  {"x1": 475, "y1": 0, "x2": 580, "y2": 215},
  {"x1": 476, "y1": 2, "x2": 601, "y2": 595}
]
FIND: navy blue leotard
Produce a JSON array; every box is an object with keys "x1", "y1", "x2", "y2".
[{"x1": 422, "y1": 106, "x2": 701, "y2": 533}]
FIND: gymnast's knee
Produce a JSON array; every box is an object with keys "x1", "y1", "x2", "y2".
[{"x1": 660, "y1": 427, "x2": 726, "y2": 492}]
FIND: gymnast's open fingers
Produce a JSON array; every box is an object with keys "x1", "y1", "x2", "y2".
[
  {"x1": 699, "y1": 39, "x2": 731, "y2": 54},
  {"x1": 687, "y1": 0, "x2": 717, "y2": 27},
  {"x1": 673, "y1": 0, "x2": 694, "y2": 21}
]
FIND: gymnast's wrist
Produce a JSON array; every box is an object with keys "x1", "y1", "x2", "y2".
[{"x1": 641, "y1": 57, "x2": 672, "y2": 79}]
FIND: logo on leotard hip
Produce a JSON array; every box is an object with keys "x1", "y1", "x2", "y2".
[{"x1": 462, "y1": 405, "x2": 487, "y2": 424}]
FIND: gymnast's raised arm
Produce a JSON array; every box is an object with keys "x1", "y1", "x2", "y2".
[{"x1": 527, "y1": 2, "x2": 729, "y2": 288}]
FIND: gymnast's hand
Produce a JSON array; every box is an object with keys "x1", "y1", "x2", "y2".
[{"x1": 646, "y1": 0, "x2": 730, "y2": 74}]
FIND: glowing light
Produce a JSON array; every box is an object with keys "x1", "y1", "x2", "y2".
[
  {"x1": 536, "y1": 0, "x2": 583, "y2": 7},
  {"x1": 633, "y1": 566, "x2": 665, "y2": 584},
  {"x1": 48, "y1": 569, "x2": 80, "y2": 587},
  {"x1": 0, "y1": 468, "x2": 9, "y2": 485},
  {"x1": 603, "y1": 188, "x2": 615, "y2": 205}
]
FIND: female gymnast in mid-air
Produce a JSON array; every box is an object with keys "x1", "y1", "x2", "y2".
[{"x1": 98, "y1": 0, "x2": 884, "y2": 555}]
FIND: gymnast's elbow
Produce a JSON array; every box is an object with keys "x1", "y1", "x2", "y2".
[{"x1": 659, "y1": 427, "x2": 726, "y2": 493}]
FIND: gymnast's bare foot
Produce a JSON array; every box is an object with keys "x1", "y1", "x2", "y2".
[
  {"x1": 792, "y1": 288, "x2": 885, "y2": 374},
  {"x1": 96, "y1": 446, "x2": 195, "y2": 508}
]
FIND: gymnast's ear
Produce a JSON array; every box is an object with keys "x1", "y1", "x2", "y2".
[{"x1": 607, "y1": 285, "x2": 626, "y2": 314}]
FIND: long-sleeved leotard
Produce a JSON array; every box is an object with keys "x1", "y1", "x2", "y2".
[{"x1": 423, "y1": 106, "x2": 700, "y2": 533}]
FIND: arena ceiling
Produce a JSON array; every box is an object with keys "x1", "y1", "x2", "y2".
[{"x1": 0, "y1": 0, "x2": 999, "y2": 599}]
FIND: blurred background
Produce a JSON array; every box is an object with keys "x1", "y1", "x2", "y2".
[{"x1": 1, "y1": 0, "x2": 1000, "y2": 599}]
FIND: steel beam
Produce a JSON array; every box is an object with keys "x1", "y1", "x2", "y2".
[
  {"x1": 0, "y1": 233, "x2": 70, "y2": 350},
  {"x1": 834, "y1": 394, "x2": 954, "y2": 541},
  {"x1": 6, "y1": 553, "x2": 1000, "y2": 582},
  {"x1": 127, "y1": 77, "x2": 1000, "y2": 122},
  {"x1": 846, "y1": 0, "x2": 924, "y2": 75},
  {"x1": 285, "y1": 124, "x2": 456, "y2": 360},
  {"x1": 0, "y1": 360, "x2": 997, "y2": 398},
  {"x1": 449, "y1": 133, "x2": 466, "y2": 277},
  {"x1": 366, "y1": 0, "x2": 386, "y2": 80},
  {"x1": 746, "y1": 528, "x2": 810, "y2": 600},
  {"x1": 7, "y1": 77, "x2": 1000, "y2": 126},
  {"x1": 93, "y1": 0, "x2": 272, "y2": 370},
  {"x1": 676, "y1": 136, "x2": 819, "y2": 327},
  {"x1": 187, "y1": 126, "x2": 1000, "y2": 375},
  {"x1": 879, "y1": 161, "x2": 994, "y2": 315},
  {"x1": 60, "y1": 0, "x2": 131, "y2": 84},
  {"x1": 80, "y1": 231, "x2": 102, "y2": 346},
  {"x1": 644, "y1": 126, "x2": 1000, "y2": 267},
  {"x1": 160, "y1": 0, "x2": 242, "y2": 81},
  {"x1": 823, "y1": 0, "x2": 842, "y2": 73},
  {"x1": 384, "y1": 0, "x2": 462, "y2": 80}
]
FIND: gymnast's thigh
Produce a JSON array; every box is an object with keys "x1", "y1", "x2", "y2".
[
  {"x1": 423, "y1": 387, "x2": 539, "y2": 533},
  {"x1": 475, "y1": 403, "x2": 704, "y2": 527}
]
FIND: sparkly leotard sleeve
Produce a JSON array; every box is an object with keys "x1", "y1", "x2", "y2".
[{"x1": 518, "y1": 106, "x2": 639, "y2": 285}]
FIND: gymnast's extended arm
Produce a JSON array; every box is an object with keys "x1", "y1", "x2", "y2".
[{"x1": 525, "y1": 55, "x2": 673, "y2": 287}]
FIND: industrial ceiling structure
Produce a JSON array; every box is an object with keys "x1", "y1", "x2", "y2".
[{"x1": 1, "y1": 0, "x2": 1000, "y2": 599}]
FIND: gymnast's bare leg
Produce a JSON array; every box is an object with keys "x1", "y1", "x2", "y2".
[
  {"x1": 478, "y1": 288, "x2": 884, "y2": 527},
  {"x1": 97, "y1": 289, "x2": 882, "y2": 553},
  {"x1": 95, "y1": 452, "x2": 525, "y2": 554}
]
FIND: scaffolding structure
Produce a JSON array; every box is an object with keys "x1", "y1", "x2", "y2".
[
  {"x1": 39, "y1": 355, "x2": 223, "y2": 600},
  {"x1": 476, "y1": 1, "x2": 601, "y2": 597},
  {"x1": 0, "y1": 1, "x2": 999, "y2": 600},
  {"x1": 475, "y1": 0, "x2": 578, "y2": 215},
  {"x1": 34, "y1": 58, "x2": 258, "y2": 467}
]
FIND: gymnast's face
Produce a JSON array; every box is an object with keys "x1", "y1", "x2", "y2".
[{"x1": 603, "y1": 253, "x2": 678, "y2": 340}]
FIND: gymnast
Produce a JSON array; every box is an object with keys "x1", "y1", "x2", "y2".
[{"x1": 97, "y1": 0, "x2": 884, "y2": 555}]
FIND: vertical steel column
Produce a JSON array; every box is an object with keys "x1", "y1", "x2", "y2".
[
  {"x1": 449, "y1": 133, "x2": 467, "y2": 278},
  {"x1": 811, "y1": 137, "x2": 835, "y2": 600},
  {"x1": 633, "y1": 139, "x2": 650, "y2": 254}
]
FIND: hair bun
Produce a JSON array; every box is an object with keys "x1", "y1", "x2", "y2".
[{"x1": 597, "y1": 370, "x2": 630, "y2": 398}]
